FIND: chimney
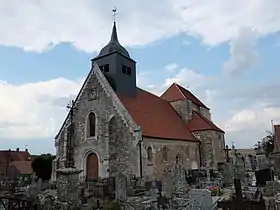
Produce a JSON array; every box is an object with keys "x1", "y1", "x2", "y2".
[
  {"x1": 25, "y1": 148, "x2": 28, "y2": 152},
  {"x1": 16, "y1": 148, "x2": 19, "y2": 152}
]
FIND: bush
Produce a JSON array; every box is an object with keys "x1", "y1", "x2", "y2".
[{"x1": 31, "y1": 154, "x2": 55, "y2": 181}]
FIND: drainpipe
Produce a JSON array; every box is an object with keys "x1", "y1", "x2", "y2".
[
  {"x1": 138, "y1": 139, "x2": 143, "y2": 178},
  {"x1": 198, "y1": 141, "x2": 202, "y2": 168}
]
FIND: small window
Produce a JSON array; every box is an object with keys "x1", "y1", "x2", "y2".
[
  {"x1": 121, "y1": 65, "x2": 132, "y2": 76},
  {"x1": 88, "y1": 112, "x2": 96, "y2": 137},
  {"x1": 100, "y1": 64, "x2": 109, "y2": 73},
  {"x1": 162, "y1": 146, "x2": 168, "y2": 161},
  {"x1": 147, "y1": 147, "x2": 153, "y2": 162},
  {"x1": 127, "y1": 67, "x2": 131, "y2": 75},
  {"x1": 122, "y1": 65, "x2": 126, "y2": 74}
]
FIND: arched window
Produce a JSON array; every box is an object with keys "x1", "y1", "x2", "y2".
[
  {"x1": 162, "y1": 146, "x2": 168, "y2": 161},
  {"x1": 147, "y1": 147, "x2": 153, "y2": 162},
  {"x1": 88, "y1": 112, "x2": 96, "y2": 137}
]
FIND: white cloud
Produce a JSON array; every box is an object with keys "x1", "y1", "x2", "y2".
[
  {"x1": 0, "y1": 0, "x2": 280, "y2": 52},
  {"x1": 223, "y1": 28, "x2": 259, "y2": 75},
  {"x1": 0, "y1": 78, "x2": 82, "y2": 139},
  {"x1": 163, "y1": 68, "x2": 209, "y2": 90},
  {"x1": 225, "y1": 102, "x2": 280, "y2": 133}
]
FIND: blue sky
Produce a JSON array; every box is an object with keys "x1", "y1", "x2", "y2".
[{"x1": 0, "y1": 1, "x2": 280, "y2": 154}]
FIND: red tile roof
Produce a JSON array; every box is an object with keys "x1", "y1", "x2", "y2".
[
  {"x1": 187, "y1": 111, "x2": 224, "y2": 133},
  {"x1": 10, "y1": 161, "x2": 33, "y2": 175},
  {"x1": 0, "y1": 150, "x2": 31, "y2": 165},
  {"x1": 161, "y1": 83, "x2": 209, "y2": 110},
  {"x1": 118, "y1": 88, "x2": 197, "y2": 141}
]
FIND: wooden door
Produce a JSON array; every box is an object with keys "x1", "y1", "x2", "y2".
[{"x1": 86, "y1": 153, "x2": 99, "y2": 181}]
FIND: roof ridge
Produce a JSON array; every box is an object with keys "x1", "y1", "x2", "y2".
[
  {"x1": 177, "y1": 84, "x2": 209, "y2": 110},
  {"x1": 173, "y1": 83, "x2": 187, "y2": 100}
]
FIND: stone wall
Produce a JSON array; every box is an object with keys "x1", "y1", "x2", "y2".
[
  {"x1": 170, "y1": 100, "x2": 192, "y2": 123},
  {"x1": 192, "y1": 131, "x2": 225, "y2": 169},
  {"x1": 142, "y1": 137, "x2": 200, "y2": 180},
  {"x1": 169, "y1": 99, "x2": 211, "y2": 123},
  {"x1": 53, "y1": 66, "x2": 140, "y2": 180}
]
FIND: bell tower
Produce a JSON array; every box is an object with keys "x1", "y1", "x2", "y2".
[{"x1": 91, "y1": 9, "x2": 137, "y2": 97}]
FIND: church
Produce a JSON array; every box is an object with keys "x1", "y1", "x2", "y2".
[{"x1": 51, "y1": 21, "x2": 226, "y2": 181}]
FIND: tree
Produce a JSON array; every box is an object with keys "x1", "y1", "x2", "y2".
[
  {"x1": 31, "y1": 154, "x2": 55, "y2": 181},
  {"x1": 255, "y1": 130, "x2": 275, "y2": 157}
]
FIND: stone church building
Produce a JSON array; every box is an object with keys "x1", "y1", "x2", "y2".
[{"x1": 51, "y1": 21, "x2": 225, "y2": 181}]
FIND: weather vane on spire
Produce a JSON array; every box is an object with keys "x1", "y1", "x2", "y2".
[{"x1": 112, "y1": 6, "x2": 117, "y2": 23}]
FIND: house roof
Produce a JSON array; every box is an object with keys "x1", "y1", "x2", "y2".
[
  {"x1": 187, "y1": 111, "x2": 224, "y2": 133},
  {"x1": 161, "y1": 83, "x2": 209, "y2": 110},
  {"x1": 0, "y1": 150, "x2": 31, "y2": 165},
  {"x1": 10, "y1": 161, "x2": 33, "y2": 175},
  {"x1": 118, "y1": 88, "x2": 197, "y2": 141}
]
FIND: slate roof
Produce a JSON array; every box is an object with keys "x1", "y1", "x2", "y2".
[
  {"x1": 161, "y1": 83, "x2": 209, "y2": 110},
  {"x1": 118, "y1": 88, "x2": 197, "y2": 141}
]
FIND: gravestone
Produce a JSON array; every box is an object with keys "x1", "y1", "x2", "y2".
[
  {"x1": 149, "y1": 181, "x2": 159, "y2": 201},
  {"x1": 162, "y1": 169, "x2": 173, "y2": 196},
  {"x1": 171, "y1": 154, "x2": 188, "y2": 192},
  {"x1": 223, "y1": 162, "x2": 233, "y2": 186},
  {"x1": 232, "y1": 146, "x2": 246, "y2": 182},
  {"x1": 115, "y1": 172, "x2": 127, "y2": 201},
  {"x1": 27, "y1": 173, "x2": 40, "y2": 199},
  {"x1": 256, "y1": 141, "x2": 269, "y2": 170},
  {"x1": 263, "y1": 181, "x2": 276, "y2": 196},
  {"x1": 188, "y1": 189, "x2": 212, "y2": 209},
  {"x1": 245, "y1": 155, "x2": 253, "y2": 171}
]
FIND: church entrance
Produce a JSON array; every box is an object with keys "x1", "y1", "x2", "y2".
[{"x1": 86, "y1": 153, "x2": 99, "y2": 181}]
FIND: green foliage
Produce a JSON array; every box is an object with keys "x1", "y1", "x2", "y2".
[
  {"x1": 255, "y1": 130, "x2": 275, "y2": 156},
  {"x1": 31, "y1": 154, "x2": 55, "y2": 181}
]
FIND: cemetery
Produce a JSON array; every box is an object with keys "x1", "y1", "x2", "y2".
[{"x1": 1, "y1": 141, "x2": 280, "y2": 210}]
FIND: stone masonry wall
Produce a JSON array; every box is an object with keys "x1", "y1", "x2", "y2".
[
  {"x1": 192, "y1": 131, "x2": 225, "y2": 170},
  {"x1": 142, "y1": 137, "x2": 200, "y2": 180},
  {"x1": 170, "y1": 100, "x2": 191, "y2": 123},
  {"x1": 169, "y1": 99, "x2": 211, "y2": 123},
  {"x1": 53, "y1": 66, "x2": 140, "y2": 180},
  {"x1": 108, "y1": 116, "x2": 139, "y2": 177}
]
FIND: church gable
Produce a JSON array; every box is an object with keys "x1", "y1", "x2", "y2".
[
  {"x1": 55, "y1": 64, "x2": 140, "y2": 141},
  {"x1": 53, "y1": 64, "x2": 142, "y2": 177}
]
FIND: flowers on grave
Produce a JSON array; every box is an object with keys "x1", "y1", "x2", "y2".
[{"x1": 209, "y1": 186, "x2": 223, "y2": 196}]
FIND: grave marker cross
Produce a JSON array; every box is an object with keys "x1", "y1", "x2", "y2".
[{"x1": 224, "y1": 145, "x2": 231, "y2": 162}]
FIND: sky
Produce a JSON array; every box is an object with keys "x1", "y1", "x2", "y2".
[{"x1": 0, "y1": 0, "x2": 280, "y2": 155}]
